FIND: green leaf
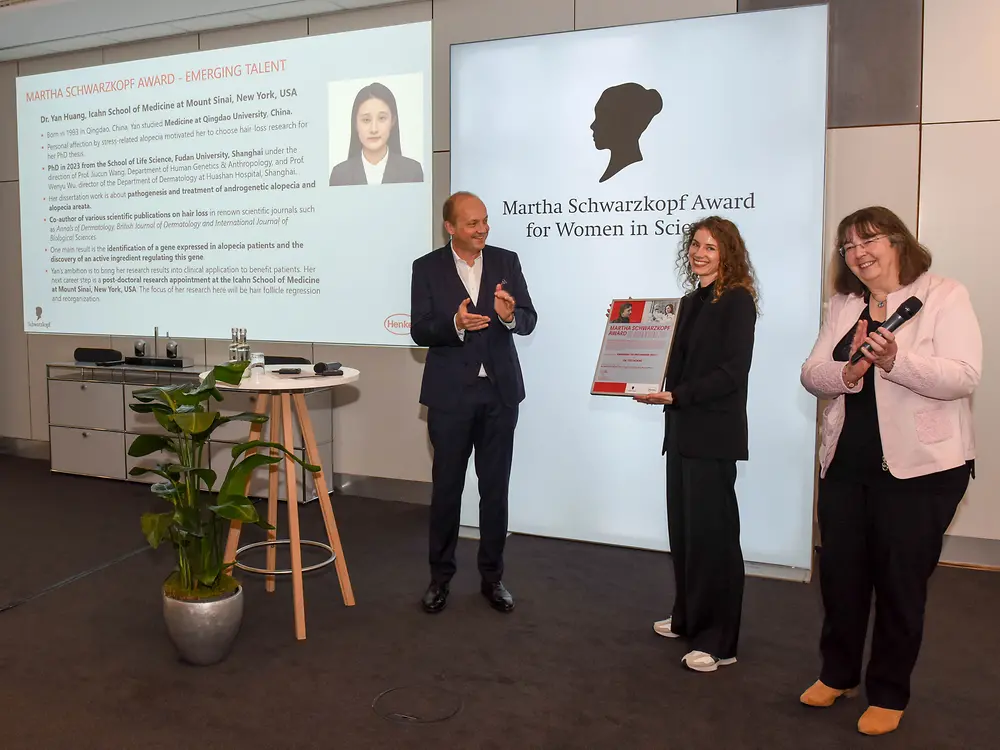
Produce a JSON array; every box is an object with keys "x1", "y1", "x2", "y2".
[
  {"x1": 195, "y1": 567, "x2": 223, "y2": 587},
  {"x1": 141, "y1": 512, "x2": 173, "y2": 549},
  {"x1": 189, "y1": 467, "x2": 218, "y2": 490},
  {"x1": 230, "y1": 440, "x2": 320, "y2": 473},
  {"x1": 171, "y1": 411, "x2": 218, "y2": 435},
  {"x1": 171, "y1": 390, "x2": 216, "y2": 408},
  {"x1": 213, "y1": 361, "x2": 249, "y2": 385},
  {"x1": 128, "y1": 402, "x2": 172, "y2": 415},
  {"x1": 160, "y1": 463, "x2": 210, "y2": 480},
  {"x1": 151, "y1": 481, "x2": 180, "y2": 498},
  {"x1": 172, "y1": 506, "x2": 203, "y2": 536},
  {"x1": 178, "y1": 372, "x2": 222, "y2": 402},
  {"x1": 197, "y1": 368, "x2": 216, "y2": 389},
  {"x1": 218, "y1": 411, "x2": 269, "y2": 425},
  {"x1": 133, "y1": 386, "x2": 183, "y2": 408},
  {"x1": 230, "y1": 439, "x2": 274, "y2": 457},
  {"x1": 154, "y1": 409, "x2": 183, "y2": 434},
  {"x1": 127, "y1": 434, "x2": 173, "y2": 458},
  {"x1": 158, "y1": 464, "x2": 186, "y2": 479},
  {"x1": 209, "y1": 495, "x2": 260, "y2": 523},
  {"x1": 129, "y1": 466, "x2": 175, "y2": 482},
  {"x1": 217, "y1": 453, "x2": 283, "y2": 499}
]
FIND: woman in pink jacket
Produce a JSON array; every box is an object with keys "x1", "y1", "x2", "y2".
[{"x1": 799, "y1": 206, "x2": 981, "y2": 737}]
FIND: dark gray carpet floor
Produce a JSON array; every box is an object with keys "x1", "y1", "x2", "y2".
[{"x1": 1, "y1": 455, "x2": 997, "y2": 749}]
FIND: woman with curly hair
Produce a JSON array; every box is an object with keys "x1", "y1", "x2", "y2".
[{"x1": 634, "y1": 216, "x2": 759, "y2": 673}]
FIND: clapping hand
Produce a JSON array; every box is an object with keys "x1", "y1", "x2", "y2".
[
  {"x1": 456, "y1": 298, "x2": 490, "y2": 332},
  {"x1": 494, "y1": 283, "x2": 515, "y2": 323},
  {"x1": 863, "y1": 327, "x2": 898, "y2": 372},
  {"x1": 842, "y1": 321, "x2": 873, "y2": 386},
  {"x1": 844, "y1": 320, "x2": 899, "y2": 387}
]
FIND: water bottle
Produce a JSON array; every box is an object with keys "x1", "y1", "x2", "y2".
[
  {"x1": 237, "y1": 328, "x2": 250, "y2": 363},
  {"x1": 228, "y1": 328, "x2": 239, "y2": 362}
]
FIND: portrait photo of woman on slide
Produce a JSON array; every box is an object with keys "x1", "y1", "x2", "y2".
[{"x1": 328, "y1": 81, "x2": 425, "y2": 187}]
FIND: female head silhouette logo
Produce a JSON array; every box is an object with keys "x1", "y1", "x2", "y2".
[{"x1": 590, "y1": 83, "x2": 663, "y2": 183}]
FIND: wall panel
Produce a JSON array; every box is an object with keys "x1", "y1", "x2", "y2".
[
  {"x1": 822, "y1": 125, "x2": 920, "y2": 290},
  {"x1": 18, "y1": 49, "x2": 105, "y2": 77},
  {"x1": 431, "y1": 0, "x2": 575, "y2": 152},
  {"x1": 309, "y1": 0, "x2": 431, "y2": 35},
  {"x1": 0, "y1": 182, "x2": 31, "y2": 439},
  {"x1": 575, "y1": 0, "x2": 734, "y2": 30},
  {"x1": 315, "y1": 343, "x2": 431, "y2": 482},
  {"x1": 198, "y1": 18, "x2": 309, "y2": 51},
  {"x1": 103, "y1": 34, "x2": 199, "y2": 65},
  {"x1": 917, "y1": 121, "x2": 1000, "y2": 541},
  {"x1": 740, "y1": 0, "x2": 923, "y2": 127},
  {"x1": 922, "y1": 0, "x2": 1000, "y2": 124},
  {"x1": 0, "y1": 62, "x2": 17, "y2": 182}
]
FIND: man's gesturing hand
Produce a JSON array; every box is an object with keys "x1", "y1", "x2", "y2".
[
  {"x1": 494, "y1": 283, "x2": 515, "y2": 323},
  {"x1": 456, "y1": 298, "x2": 491, "y2": 332}
]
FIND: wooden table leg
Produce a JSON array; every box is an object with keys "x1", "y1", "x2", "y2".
[
  {"x1": 293, "y1": 393, "x2": 355, "y2": 606},
  {"x1": 264, "y1": 395, "x2": 281, "y2": 593},
  {"x1": 281, "y1": 393, "x2": 307, "y2": 640},
  {"x1": 224, "y1": 393, "x2": 270, "y2": 568}
]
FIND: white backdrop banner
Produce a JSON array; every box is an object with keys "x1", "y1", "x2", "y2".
[{"x1": 450, "y1": 7, "x2": 828, "y2": 569}]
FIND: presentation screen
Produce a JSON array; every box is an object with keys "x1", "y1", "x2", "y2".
[
  {"x1": 451, "y1": 7, "x2": 828, "y2": 570},
  {"x1": 17, "y1": 22, "x2": 432, "y2": 345}
]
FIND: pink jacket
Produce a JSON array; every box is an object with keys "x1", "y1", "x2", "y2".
[{"x1": 801, "y1": 272, "x2": 981, "y2": 479}]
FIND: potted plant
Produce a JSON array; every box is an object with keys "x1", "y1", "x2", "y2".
[{"x1": 126, "y1": 361, "x2": 318, "y2": 665}]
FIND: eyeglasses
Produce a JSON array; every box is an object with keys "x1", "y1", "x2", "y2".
[{"x1": 839, "y1": 234, "x2": 886, "y2": 257}]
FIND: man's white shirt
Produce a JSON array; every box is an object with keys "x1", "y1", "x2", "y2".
[{"x1": 451, "y1": 243, "x2": 516, "y2": 377}]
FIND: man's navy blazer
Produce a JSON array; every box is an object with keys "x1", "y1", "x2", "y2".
[{"x1": 410, "y1": 243, "x2": 537, "y2": 409}]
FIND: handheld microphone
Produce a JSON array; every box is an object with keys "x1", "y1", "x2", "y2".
[
  {"x1": 313, "y1": 361, "x2": 342, "y2": 374},
  {"x1": 850, "y1": 296, "x2": 922, "y2": 364}
]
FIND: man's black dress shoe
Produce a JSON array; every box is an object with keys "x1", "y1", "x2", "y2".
[
  {"x1": 481, "y1": 581, "x2": 515, "y2": 612},
  {"x1": 421, "y1": 583, "x2": 448, "y2": 613}
]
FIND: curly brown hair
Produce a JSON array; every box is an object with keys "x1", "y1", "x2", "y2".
[
  {"x1": 832, "y1": 206, "x2": 932, "y2": 296},
  {"x1": 676, "y1": 216, "x2": 759, "y2": 307}
]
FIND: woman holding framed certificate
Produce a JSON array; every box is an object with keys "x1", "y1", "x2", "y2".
[{"x1": 634, "y1": 216, "x2": 759, "y2": 673}]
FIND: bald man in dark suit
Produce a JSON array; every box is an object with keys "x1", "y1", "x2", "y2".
[{"x1": 410, "y1": 191, "x2": 537, "y2": 614}]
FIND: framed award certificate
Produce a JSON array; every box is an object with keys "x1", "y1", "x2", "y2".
[{"x1": 591, "y1": 298, "x2": 682, "y2": 396}]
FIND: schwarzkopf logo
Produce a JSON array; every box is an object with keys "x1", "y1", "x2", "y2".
[
  {"x1": 590, "y1": 82, "x2": 663, "y2": 183},
  {"x1": 27, "y1": 305, "x2": 51, "y2": 329}
]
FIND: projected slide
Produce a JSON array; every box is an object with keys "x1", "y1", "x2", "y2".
[
  {"x1": 451, "y1": 7, "x2": 828, "y2": 569},
  {"x1": 17, "y1": 22, "x2": 432, "y2": 345}
]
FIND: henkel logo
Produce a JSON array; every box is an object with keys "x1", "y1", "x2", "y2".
[{"x1": 384, "y1": 313, "x2": 411, "y2": 335}]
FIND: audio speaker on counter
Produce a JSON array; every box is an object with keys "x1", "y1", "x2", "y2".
[{"x1": 74, "y1": 347, "x2": 124, "y2": 365}]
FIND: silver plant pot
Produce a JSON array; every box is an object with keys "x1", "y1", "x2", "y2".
[{"x1": 162, "y1": 586, "x2": 244, "y2": 666}]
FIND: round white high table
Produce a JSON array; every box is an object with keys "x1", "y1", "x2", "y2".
[{"x1": 215, "y1": 366, "x2": 359, "y2": 641}]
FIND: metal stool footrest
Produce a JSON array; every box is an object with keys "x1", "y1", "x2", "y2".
[{"x1": 234, "y1": 539, "x2": 336, "y2": 575}]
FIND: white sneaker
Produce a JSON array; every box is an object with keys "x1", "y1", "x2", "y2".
[
  {"x1": 652, "y1": 617, "x2": 680, "y2": 638},
  {"x1": 682, "y1": 650, "x2": 737, "y2": 673}
]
